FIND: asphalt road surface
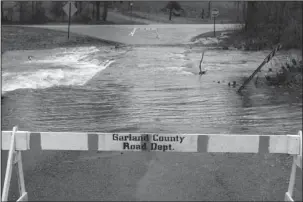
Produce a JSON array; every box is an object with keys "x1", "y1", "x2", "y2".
[
  {"x1": 4, "y1": 147, "x2": 293, "y2": 201},
  {"x1": 22, "y1": 23, "x2": 237, "y2": 45}
]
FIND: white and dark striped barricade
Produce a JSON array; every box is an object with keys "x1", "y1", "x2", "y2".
[
  {"x1": 1, "y1": 129, "x2": 302, "y2": 201},
  {"x1": 2, "y1": 131, "x2": 301, "y2": 154}
]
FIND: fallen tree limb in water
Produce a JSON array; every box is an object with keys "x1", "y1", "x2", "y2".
[{"x1": 237, "y1": 43, "x2": 282, "y2": 93}]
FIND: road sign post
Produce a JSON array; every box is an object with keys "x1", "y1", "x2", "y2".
[
  {"x1": 213, "y1": 16, "x2": 216, "y2": 37},
  {"x1": 211, "y1": 8, "x2": 219, "y2": 37},
  {"x1": 130, "y1": 2, "x2": 133, "y2": 23},
  {"x1": 63, "y1": 2, "x2": 78, "y2": 40},
  {"x1": 68, "y1": 2, "x2": 71, "y2": 39}
]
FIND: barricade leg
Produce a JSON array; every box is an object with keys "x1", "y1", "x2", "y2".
[
  {"x1": 1, "y1": 126, "x2": 28, "y2": 202},
  {"x1": 285, "y1": 131, "x2": 302, "y2": 202},
  {"x1": 15, "y1": 151, "x2": 28, "y2": 201},
  {"x1": 2, "y1": 126, "x2": 18, "y2": 201}
]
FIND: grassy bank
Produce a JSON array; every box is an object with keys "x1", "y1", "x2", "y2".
[{"x1": 1, "y1": 26, "x2": 122, "y2": 53}]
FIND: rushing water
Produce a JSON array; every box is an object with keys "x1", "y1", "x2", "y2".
[{"x1": 2, "y1": 45, "x2": 302, "y2": 135}]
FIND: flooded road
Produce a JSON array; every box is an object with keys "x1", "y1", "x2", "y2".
[
  {"x1": 2, "y1": 45, "x2": 302, "y2": 134},
  {"x1": 1, "y1": 43, "x2": 302, "y2": 201}
]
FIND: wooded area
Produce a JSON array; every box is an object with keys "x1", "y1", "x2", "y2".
[
  {"x1": 242, "y1": 1, "x2": 302, "y2": 49},
  {"x1": 1, "y1": 1, "x2": 112, "y2": 23}
]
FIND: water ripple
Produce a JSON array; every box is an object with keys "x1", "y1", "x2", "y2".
[{"x1": 2, "y1": 47, "x2": 302, "y2": 135}]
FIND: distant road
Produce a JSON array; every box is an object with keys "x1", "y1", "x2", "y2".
[{"x1": 21, "y1": 23, "x2": 239, "y2": 45}]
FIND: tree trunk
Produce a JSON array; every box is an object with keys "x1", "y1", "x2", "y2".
[
  {"x1": 92, "y1": 2, "x2": 95, "y2": 20},
  {"x1": 236, "y1": 1, "x2": 240, "y2": 22},
  {"x1": 75, "y1": 2, "x2": 78, "y2": 16},
  {"x1": 276, "y1": 2, "x2": 287, "y2": 43},
  {"x1": 19, "y1": 2, "x2": 23, "y2": 22},
  {"x1": 96, "y1": 1, "x2": 100, "y2": 21},
  {"x1": 246, "y1": 1, "x2": 257, "y2": 32},
  {"x1": 169, "y1": 6, "x2": 172, "y2": 20},
  {"x1": 242, "y1": 2, "x2": 247, "y2": 31},
  {"x1": 102, "y1": 1, "x2": 108, "y2": 21},
  {"x1": 79, "y1": 2, "x2": 82, "y2": 14},
  {"x1": 1, "y1": 1, "x2": 4, "y2": 20},
  {"x1": 32, "y1": 1, "x2": 35, "y2": 20},
  {"x1": 208, "y1": 1, "x2": 211, "y2": 18},
  {"x1": 76, "y1": 1, "x2": 82, "y2": 16},
  {"x1": 36, "y1": 2, "x2": 41, "y2": 14}
]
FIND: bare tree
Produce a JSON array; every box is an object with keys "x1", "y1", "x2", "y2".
[
  {"x1": 236, "y1": 1, "x2": 240, "y2": 22},
  {"x1": 276, "y1": 2, "x2": 287, "y2": 42},
  {"x1": 233, "y1": 1, "x2": 302, "y2": 49},
  {"x1": 208, "y1": 1, "x2": 211, "y2": 18},
  {"x1": 51, "y1": 2, "x2": 64, "y2": 20},
  {"x1": 246, "y1": 1, "x2": 257, "y2": 32},
  {"x1": 1, "y1": 1, "x2": 4, "y2": 20},
  {"x1": 96, "y1": 1, "x2": 100, "y2": 21},
  {"x1": 18, "y1": 2, "x2": 28, "y2": 22},
  {"x1": 92, "y1": 1, "x2": 95, "y2": 20},
  {"x1": 166, "y1": 1, "x2": 181, "y2": 20},
  {"x1": 31, "y1": 1, "x2": 35, "y2": 20},
  {"x1": 78, "y1": 1, "x2": 82, "y2": 14},
  {"x1": 102, "y1": 1, "x2": 108, "y2": 21},
  {"x1": 242, "y1": 1, "x2": 247, "y2": 30}
]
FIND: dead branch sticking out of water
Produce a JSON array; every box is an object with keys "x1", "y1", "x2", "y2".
[{"x1": 199, "y1": 51, "x2": 206, "y2": 75}]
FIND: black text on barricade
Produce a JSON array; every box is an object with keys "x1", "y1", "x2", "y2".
[{"x1": 112, "y1": 134, "x2": 185, "y2": 152}]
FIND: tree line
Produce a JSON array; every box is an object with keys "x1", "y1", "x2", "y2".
[
  {"x1": 242, "y1": 1, "x2": 302, "y2": 49},
  {"x1": 1, "y1": 1, "x2": 115, "y2": 23},
  {"x1": 2, "y1": 1, "x2": 225, "y2": 23}
]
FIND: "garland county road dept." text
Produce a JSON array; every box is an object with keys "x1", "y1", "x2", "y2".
[{"x1": 112, "y1": 134, "x2": 185, "y2": 152}]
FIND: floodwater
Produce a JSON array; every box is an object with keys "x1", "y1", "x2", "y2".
[{"x1": 2, "y1": 45, "x2": 302, "y2": 134}]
